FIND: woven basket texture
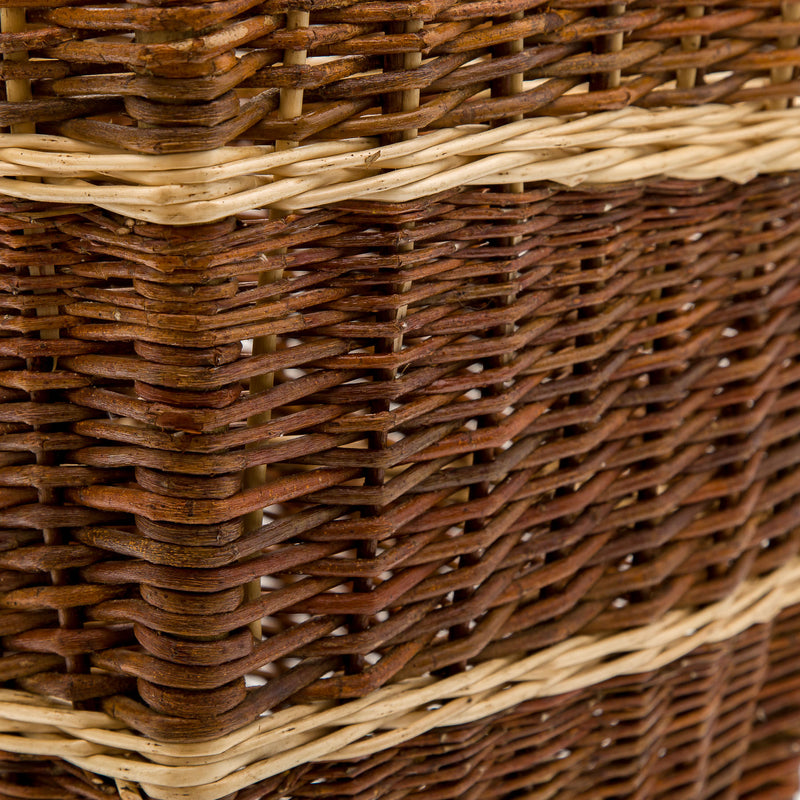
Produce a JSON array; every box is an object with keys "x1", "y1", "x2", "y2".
[
  {"x1": 5, "y1": 603, "x2": 800, "y2": 800},
  {"x1": 0, "y1": 0, "x2": 798, "y2": 152},
  {"x1": 5, "y1": 170, "x2": 800, "y2": 739},
  {"x1": 4, "y1": 1, "x2": 800, "y2": 799}
]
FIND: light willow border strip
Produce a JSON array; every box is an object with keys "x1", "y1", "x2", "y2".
[
  {"x1": 1, "y1": 557, "x2": 800, "y2": 799},
  {"x1": 1, "y1": 103, "x2": 800, "y2": 224}
]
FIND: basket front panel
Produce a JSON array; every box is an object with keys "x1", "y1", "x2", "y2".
[{"x1": 0, "y1": 174, "x2": 793, "y2": 740}]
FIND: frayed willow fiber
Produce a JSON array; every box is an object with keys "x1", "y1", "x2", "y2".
[{"x1": 4, "y1": 3, "x2": 800, "y2": 800}]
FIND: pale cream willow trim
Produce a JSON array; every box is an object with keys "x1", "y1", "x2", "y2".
[
  {"x1": 1, "y1": 558, "x2": 800, "y2": 799},
  {"x1": 0, "y1": 103, "x2": 799, "y2": 225}
]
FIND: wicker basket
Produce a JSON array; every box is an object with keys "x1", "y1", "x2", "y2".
[{"x1": 2, "y1": 2, "x2": 800, "y2": 799}]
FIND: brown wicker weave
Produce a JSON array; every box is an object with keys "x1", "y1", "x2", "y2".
[
  {"x1": 2, "y1": 2, "x2": 800, "y2": 799},
  {"x1": 7, "y1": 603, "x2": 800, "y2": 800},
  {"x1": 4, "y1": 0, "x2": 800, "y2": 152}
]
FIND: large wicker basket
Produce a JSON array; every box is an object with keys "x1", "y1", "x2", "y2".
[{"x1": 1, "y1": 2, "x2": 800, "y2": 799}]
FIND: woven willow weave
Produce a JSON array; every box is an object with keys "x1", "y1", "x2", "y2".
[{"x1": 2, "y1": 2, "x2": 800, "y2": 799}]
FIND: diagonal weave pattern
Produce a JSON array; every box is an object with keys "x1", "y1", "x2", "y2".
[
  {"x1": 4, "y1": 2, "x2": 800, "y2": 799},
  {"x1": 0, "y1": 549, "x2": 800, "y2": 800},
  {"x1": 3, "y1": 600, "x2": 800, "y2": 800},
  {"x1": 2, "y1": 173, "x2": 800, "y2": 744}
]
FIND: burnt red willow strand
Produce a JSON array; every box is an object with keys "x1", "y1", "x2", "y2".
[{"x1": 2, "y1": 2, "x2": 800, "y2": 800}]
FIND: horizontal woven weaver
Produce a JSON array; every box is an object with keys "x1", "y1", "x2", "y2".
[
  {"x1": 0, "y1": 103, "x2": 797, "y2": 223},
  {"x1": 3, "y1": 2, "x2": 800, "y2": 799},
  {"x1": 0, "y1": 557, "x2": 797, "y2": 800}
]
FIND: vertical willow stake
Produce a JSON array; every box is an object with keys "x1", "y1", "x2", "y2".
[
  {"x1": 243, "y1": 9, "x2": 310, "y2": 642},
  {"x1": 382, "y1": 17, "x2": 421, "y2": 365},
  {"x1": 344, "y1": 18, "x2": 424, "y2": 673},
  {"x1": 447, "y1": 10, "x2": 527, "y2": 667},
  {"x1": 491, "y1": 9, "x2": 524, "y2": 368},
  {"x1": 496, "y1": 10, "x2": 525, "y2": 206},
  {"x1": 1, "y1": 8, "x2": 34, "y2": 136},
  {"x1": 390, "y1": 18, "x2": 423, "y2": 324},
  {"x1": 769, "y1": 2, "x2": 800, "y2": 110},
  {"x1": 676, "y1": 6, "x2": 705, "y2": 91}
]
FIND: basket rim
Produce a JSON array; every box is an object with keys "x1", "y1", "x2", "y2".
[
  {"x1": 0, "y1": 553, "x2": 798, "y2": 800},
  {"x1": 0, "y1": 102, "x2": 798, "y2": 224}
]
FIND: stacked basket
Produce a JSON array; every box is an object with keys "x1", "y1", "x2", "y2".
[{"x1": 1, "y1": 2, "x2": 800, "y2": 799}]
